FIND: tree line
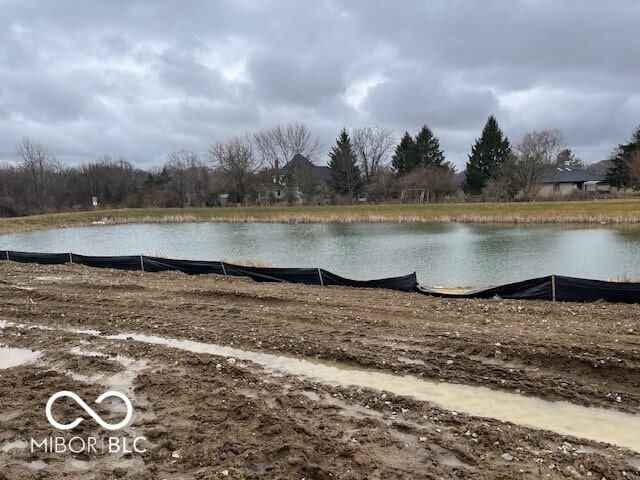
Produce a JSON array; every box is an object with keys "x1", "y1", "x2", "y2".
[
  {"x1": 1, "y1": 118, "x2": 639, "y2": 216},
  {"x1": 462, "y1": 117, "x2": 640, "y2": 201}
]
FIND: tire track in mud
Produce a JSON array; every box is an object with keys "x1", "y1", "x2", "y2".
[
  {"x1": 3, "y1": 319, "x2": 640, "y2": 479},
  {"x1": 3, "y1": 263, "x2": 640, "y2": 478}
]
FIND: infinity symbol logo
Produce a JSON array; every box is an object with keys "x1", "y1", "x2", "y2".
[{"x1": 45, "y1": 391, "x2": 133, "y2": 431}]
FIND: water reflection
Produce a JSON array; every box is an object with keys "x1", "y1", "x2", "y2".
[{"x1": 1, "y1": 223, "x2": 640, "y2": 287}]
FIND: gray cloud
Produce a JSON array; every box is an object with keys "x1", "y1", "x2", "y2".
[
  {"x1": 154, "y1": 48, "x2": 227, "y2": 98},
  {"x1": 0, "y1": 0, "x2": 638, "y2": 170},
  {"x1": 247, "y1": 52, "x2": 346, "y2": 108}
]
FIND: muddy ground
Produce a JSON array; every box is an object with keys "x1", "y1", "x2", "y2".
[{"x1": 1, "y1": 262, "x2": 640, "y2": 479}]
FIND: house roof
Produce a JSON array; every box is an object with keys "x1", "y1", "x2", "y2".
[
  {"x1": 278, "y1": 154, "x2": 310, "y2": 175},
  {"x1": 539, "y1": 166, "x2": 606, "y2": 184},
  {"x1": 587, "y1": 159, "x2": 614, "y2": 176},
  {"x1": 279, "y1": 154, "x2": 331, "y2": 182}
]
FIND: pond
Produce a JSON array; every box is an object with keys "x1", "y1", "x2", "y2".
[{"x1": 1, "y1": 222, "x2": 639, "y2": 287}]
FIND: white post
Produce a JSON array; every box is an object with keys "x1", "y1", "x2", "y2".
[{"x1": 318, "y1": 267, "x2": 324, "y2": 286}]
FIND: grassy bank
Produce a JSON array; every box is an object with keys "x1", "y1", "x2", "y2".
[{"x1": 1, "y1": 199, "x2": 640, "y2": 234}]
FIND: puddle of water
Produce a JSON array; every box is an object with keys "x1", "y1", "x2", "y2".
[
  {"x1": 1, "y1": 439, "x2": 29, "y2": 452},
  {"x1": 20, "y1": 460, "x2": 47, "y2": 470},
  {"x1": 67, "y1": 347, "x2": 156, "y2": 429},
  {"x1": 0, "y1": 345, "x2": 41, "y2": 369},
  {"x1": 68, "y1": 346, "x2": 105, "y2": 357},
  {"x1": 68, "y1": 347, "x2": 147, "y2": 395},
  {"x1": 436, "y1": 452, "x2": 475, "y2": 470},
  {"x1": 388, "y1": 427, "x2": 418, "y2": 445},
  {"x1": 236, "y1": 387, "x2": 260, "y2": 399},
  {"x1": 110, "y1": 456, "x2": 146, "y2": 472},
  {"x1": 106, "y1": 331, "x2": 640, "y2": 453},
  {"x1": 1, "y1": 320, "x2": 98, "y2": 336},
  {"x1": 64, "y1": 458, "x2": 96, "y2": 471},
  {"x1": 397, "y1": 355, "x2": 425, "y2": 366},
  {"x1": 63, "y1": 371, "x2": 104, "y2": 384},
  {"x1": 0, "y1": 410, "x2": 22, "y2": 422},
  {"x1": 320, "y1": 393, "x2": 383, "y2": 420},
  {"x1": 107, "y1": 357, "x2": 147, "y2": 393},
  {"x1": 628, "y1": 457, "x2": 640, "y2": 470},
  {"x1": 300, "y1": 390, "x2": 321, "y2": 402},
  {"x1": 34, "y1": 275, "x2": 73, "y2": 282},
  {"x1": 70, "y1": 327, "x2": 104, "y2": 336}
]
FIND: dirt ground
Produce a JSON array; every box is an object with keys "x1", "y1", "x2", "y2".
[{"x1": 2, "y1": 262, "x2": 640, "y2": 479}]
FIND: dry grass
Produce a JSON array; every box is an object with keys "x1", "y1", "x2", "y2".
[
  {"x1": 221, "y1": 257, "x2": 273, "y2": 268},
  {"x1": 609, "y1": 274, "x2": 640, "y2": 283}
]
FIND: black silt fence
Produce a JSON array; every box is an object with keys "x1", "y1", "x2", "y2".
[{"x1": 3, "y1": 251, "x2": 640, "y2": 302}]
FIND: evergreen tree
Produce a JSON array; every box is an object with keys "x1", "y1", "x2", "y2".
[
  {"x1": 607, "y1": 125, "x2": 640, "y2": 187},
  {"x1": 328, "y1": 128, "x2": 362, "y2": 198},
  {"x1": 555, "y1": 148, "x2": 582, "y2": 167},
  {"x1": 415, "y1": 125, "x2": 445, "y2": 168},
  {"x1": 463, "y1": 115, "x2": 511, "y2": 195},
  {"x1": 391, "y1": 132, "x2": 418, "y2": 176}
]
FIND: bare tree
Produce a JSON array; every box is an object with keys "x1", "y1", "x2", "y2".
[
  {"x1": 363, "y1": 168, "x2": 400, "y2": 202},
  {"x1": 208, "y1": 135, "x2": 260, "y2": 203},
  {"x1": 253, "y1": 122, "x2": 322, "y2": 170},
  {"x1": 15, "y1": 136, "x2": 60, "y2": 212},
  {"x1": 504, "y1": 129, "x2": 567, "y2": 200},
  {"x1": 516, "y1": 129, "x2": 565, "y2": 165},
  {"x1": 352, "y1": 126, "x2": 395, "y2": 183},
  {"x1": 482, "y1": 174, "x2": 519, "y2": 202},
  {"x1": 400, "y1": 164, "x2": 456, "y2": 202},
  {"x1": 494, "y1": 154, "x2": 535, "y2": 201},
  {"x1": 0, "y1": 162, "x2": 25, "y2": 216},
  {"x1": 164, "y1": 150, "x2": 210, "y2": 207},
  {"x1": 164, "y1": 151, "x2": 189, "y2": 207},
  {"x1": 184, "y1": 152, "x2": 210, "y2": 206},
  {"x1": 78, "y1": 156, "x2": 139, "y2": 207}
]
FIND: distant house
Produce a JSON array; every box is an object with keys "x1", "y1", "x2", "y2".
[
  {"x1": 538, "y1": 166, "x2": 613, "y2": 196},
  {"x1": 586, "y1": 159, "x2": 614, "y2": 176},
  {"x1": 271, "y1": 154, "x2": 330, "y2": 203},
  {"x1": 453, "y1": 167, "x2": 614, "y2": 198}
]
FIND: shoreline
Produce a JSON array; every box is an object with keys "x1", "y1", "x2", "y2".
[{"x1": 1, "y1": 200, "x2": 640, "y2": 234}]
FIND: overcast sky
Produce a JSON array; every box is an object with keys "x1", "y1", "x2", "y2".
[{"x1": 1, "y1": 0, "x2": 639, "y2": 170}]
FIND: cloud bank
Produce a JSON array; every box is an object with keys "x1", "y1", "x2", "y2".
[{"x1": 1, "y1": 0, "x2": 638, "y2": 170}]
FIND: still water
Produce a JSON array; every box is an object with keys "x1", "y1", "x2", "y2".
[{"x1": 1, "y1": 222, "x2": 640, "y2": 287}]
